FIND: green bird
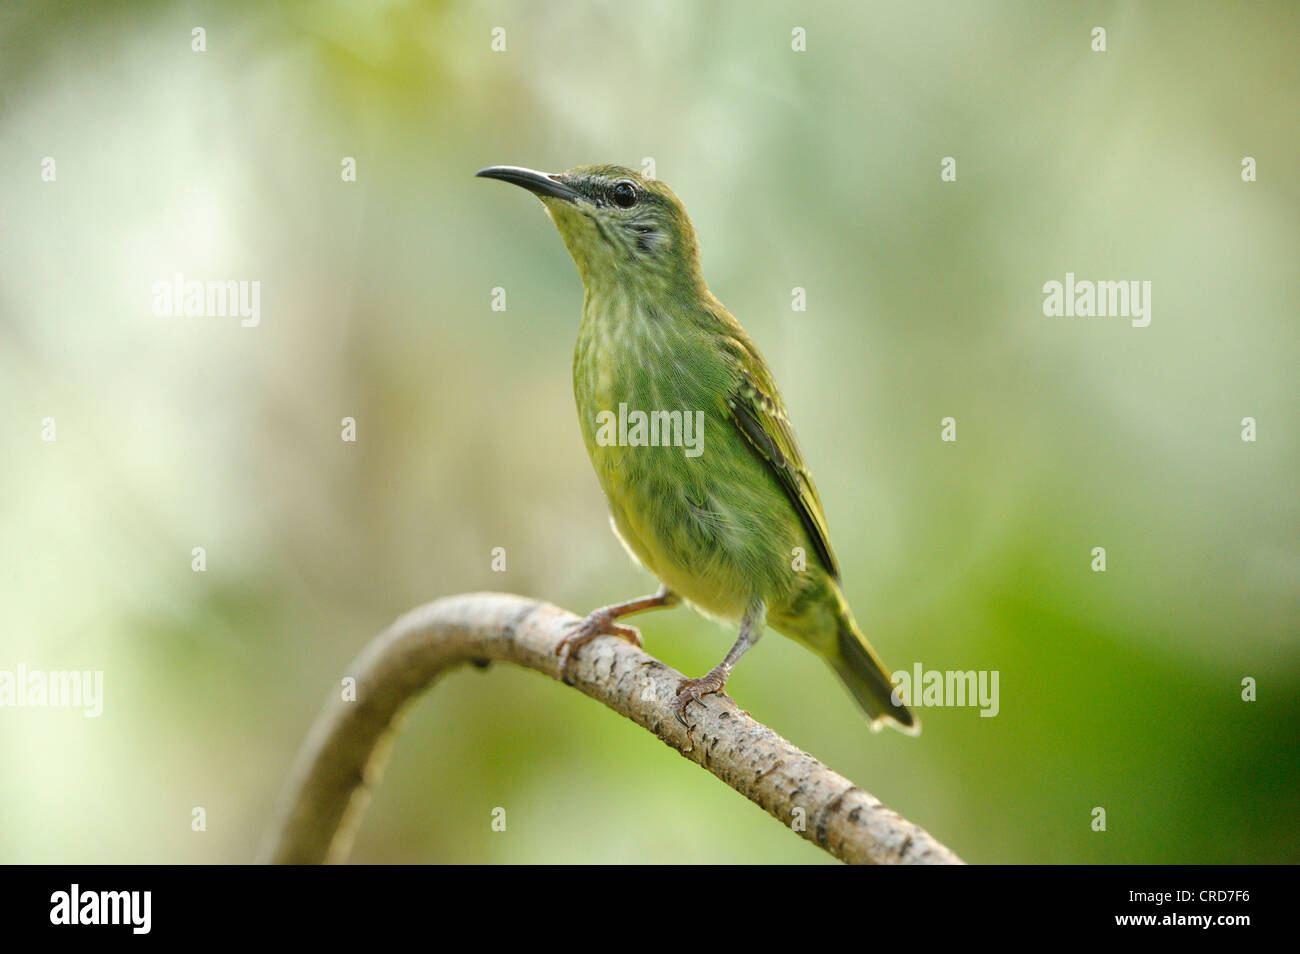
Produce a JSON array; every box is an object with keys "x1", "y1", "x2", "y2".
[{"x1": 477, "y1": 163, "x2": 916, "y2": 735}]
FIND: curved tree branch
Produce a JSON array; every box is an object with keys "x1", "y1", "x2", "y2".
[{"x1": 263, "y1": 592, "x2": 963, "y2": 865}]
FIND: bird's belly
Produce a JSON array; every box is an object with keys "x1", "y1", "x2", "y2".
[
  {"x1": 573, "y1": 298, "x2": 806, "y2": 621},
  {"x1": 587, "y1": 422, "x2": 804, "y2": 623}
]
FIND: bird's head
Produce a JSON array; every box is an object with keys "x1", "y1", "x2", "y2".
[{"x1": 476, "y1": 163, "x2": 704, "y2": 295}]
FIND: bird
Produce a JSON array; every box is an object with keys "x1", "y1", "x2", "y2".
[{"x1": 476, "y1": 163, "x2": 917, "y2": 735}]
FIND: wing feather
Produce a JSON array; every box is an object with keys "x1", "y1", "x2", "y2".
[{"x1": 727, "y1": 367, "x2": 841, "y2": 581}]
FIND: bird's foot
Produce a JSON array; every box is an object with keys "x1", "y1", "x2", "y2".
[
  {"x1": 555, "y1": 607, "x2": 642, "y2": 679},
  {"x1": 674, "y1": 665, "x2": 730, "y2": 731}
]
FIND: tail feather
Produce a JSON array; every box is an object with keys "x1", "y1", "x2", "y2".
[{"x1": 832, "y1": 613, "x2": 919, "y2": 735}]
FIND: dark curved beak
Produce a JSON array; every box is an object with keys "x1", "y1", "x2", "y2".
[{"x1": 475, "y1": 165, "x2": 582, "y2": 203}]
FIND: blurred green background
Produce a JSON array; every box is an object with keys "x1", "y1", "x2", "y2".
[{"x1": 2, "y1": 0, "x2": 1296, "y2": 864}]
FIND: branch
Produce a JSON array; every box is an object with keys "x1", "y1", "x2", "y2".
[{"x1": 262, "y1": 592, "x2": 963, "y2": 865}]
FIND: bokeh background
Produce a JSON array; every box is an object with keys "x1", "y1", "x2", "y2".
[{"x1": 2, "y1": 0, "x2": 1296, "y2": 864}]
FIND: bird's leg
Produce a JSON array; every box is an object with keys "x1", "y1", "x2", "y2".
[
  {"x1": 675, "y1": 601, "x2": 765, "y2": 730},
  {"x1": 556, "y1": 585, "x2": 680, "y2": 678}
]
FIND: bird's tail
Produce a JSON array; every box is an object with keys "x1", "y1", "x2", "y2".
[{"x1": 830, "y1": 608, "x2": 919, "y2": 735}]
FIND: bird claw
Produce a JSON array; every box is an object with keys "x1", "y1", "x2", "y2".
[
  {"x1": 555, "y1": 608, "x2": 641, "y2": 679},
  {"x1": 673, "y1": 670, "x2": 728, "y2": 733}
]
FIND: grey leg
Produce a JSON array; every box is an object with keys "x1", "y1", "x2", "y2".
[
  {"x1": 675, "y1": 600, "x2": 765, "y2": 728},
  {"x1": 556, "y1": 585, "x2": 681, "y2": 678}
]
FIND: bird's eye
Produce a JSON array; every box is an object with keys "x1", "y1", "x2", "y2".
[{"x1": 610, "y1": 181, "x2": 638, "y2": 208}]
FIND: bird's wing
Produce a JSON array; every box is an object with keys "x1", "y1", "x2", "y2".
[{"x1": 728, "y1": 364, "x2": 841, "y2": 581}]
